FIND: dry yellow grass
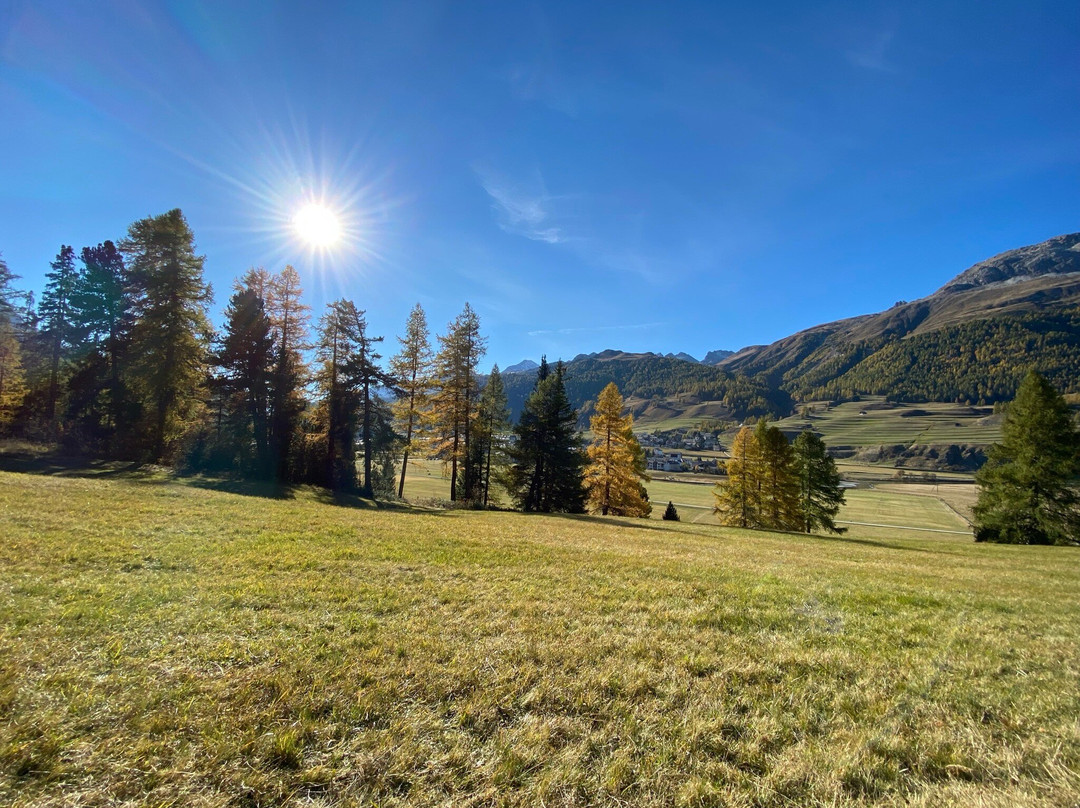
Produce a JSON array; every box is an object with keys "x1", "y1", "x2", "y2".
[{"x1": 2, "y1": 466, "x2": 1079, "y2": 806}]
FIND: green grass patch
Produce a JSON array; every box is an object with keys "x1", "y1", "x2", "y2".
[
  {"x1": 771, "y1": 398, "x2": 1002, "y2": 449},
  {"x1": 2, "y1": 467, "x2": 1079, "y2": 806}
]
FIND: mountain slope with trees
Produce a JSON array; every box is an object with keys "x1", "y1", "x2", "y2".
[
  {"x1": 716, "y1": 232, "x2": 1080, "y2": 404},
  {"x1": 500, "y1": 350, "x2": 789, "y2": 424}
]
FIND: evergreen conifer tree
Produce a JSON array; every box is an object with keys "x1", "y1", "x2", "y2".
[
  {"x1": 583, "y1": 382, "x2": 650, "y2": 516},
  {"x1": 265, "y1": 266, "x2": 309, "y2": 482},
  {"x1": 216, "y1": 285, "x2": 274, "y2": 476},
  {"x1": 507, "y1": 359, "x2": 585, "y2": 512},
  {"x1": 974, "y1": 370, "x2": 1080, "y2": 544},
  {"x1": 67, "y1": 241, "x2": 133, "y2": 446},
  {"x1": 663, "y1": 501, "x2": 680, "y2": 521},
  {"x1": 0, "y1": 255, "x2": 26, "y2": 428},
  {"x1": 122, "y1": 210, "x2": 213, "y2": 460},
  {"x1": 39, "y1": 245, "x2": 79, "y2": 422},
  {"x1": 792, "y1": 430, "x2": 846, "y2": 534}
]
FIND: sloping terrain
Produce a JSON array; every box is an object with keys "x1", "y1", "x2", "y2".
[
  {"x1": 500, "y1": 350, "x2": 788, "y2": 424},
  {"x1": 714, "y1": 232, "x2": 1080, "y2": 401}
]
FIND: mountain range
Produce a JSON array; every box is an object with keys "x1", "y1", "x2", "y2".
[{"x1": 500, "y1": 232, "x2": 1080, "y2": 424}]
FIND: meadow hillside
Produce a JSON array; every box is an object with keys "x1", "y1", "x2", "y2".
[{"x1": 2, "y1": 467, "x2": 1079, "y2": 806}]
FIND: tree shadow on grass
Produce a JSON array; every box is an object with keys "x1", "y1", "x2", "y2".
[
  {"x1": 0, "y1": 448, "x2": 301, "y2": 499},
  {"x1": 0, "y1": 450, "x2": 154, "y2": 480},
  {"x1": 311, "y1": 487, "x2": 450, "y2": 515},
  {"x1": 538, "y1": 510, "x2": 932, "y2": 553},
  {"x1": 181, "y1": 475, "x2": 299, "y2": 500}
]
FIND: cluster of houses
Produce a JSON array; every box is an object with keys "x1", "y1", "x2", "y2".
[
  {"x1": 638, "y1": 429, "x2": 724, "y2": 452},
  {"x1": 644, "y1": 448, "x2": 722, "y2": 474}
]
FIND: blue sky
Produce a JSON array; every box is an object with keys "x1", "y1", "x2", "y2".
[{"x1": 1, "y1": 1, "x2": 1078, "y2": 369}]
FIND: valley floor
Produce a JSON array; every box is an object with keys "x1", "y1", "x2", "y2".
[{"x1": 2, "y1": 465, "x2": 1079, "y2": 806}]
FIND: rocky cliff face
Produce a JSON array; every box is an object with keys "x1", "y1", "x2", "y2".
[{"x1": 938, "y1": 233, "x2": 1080, "y2": 294}]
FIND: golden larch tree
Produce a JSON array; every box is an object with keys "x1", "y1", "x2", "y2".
[
  {"x1": 584, "y1": 382, "x2": 651, "y2": 517},
  {"x1": 714, "y1": 425, "x2": 764, "y2": 528}
]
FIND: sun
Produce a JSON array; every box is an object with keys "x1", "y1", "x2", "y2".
[{"x1": 293, "y1": 202, "x2": 342, "y2": 248}]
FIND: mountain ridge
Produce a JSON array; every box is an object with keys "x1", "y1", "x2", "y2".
[{"x1": 496, "y1": 232, "x2": 1080, "y2": 426}]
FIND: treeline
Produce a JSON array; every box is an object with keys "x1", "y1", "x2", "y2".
[
  {"x1": 501, "y1": 354, "x2": 788, "y2": 425},
  {"x1": 0, "y1": 209, "x2": 611, "y2": 511}
]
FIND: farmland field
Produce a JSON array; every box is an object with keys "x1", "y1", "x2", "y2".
[
  {"x1": 3, "y1": 464, "x2": 1079, "y2": 806},
  {"x1": 406, "y1": 459, "x2": 974, "y2": 539},
  {"x1": 770, "y1": 398, "x2": 1003, "y2": 448}
]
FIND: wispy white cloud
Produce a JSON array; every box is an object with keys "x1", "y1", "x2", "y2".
[
  {"x1": 846, "y1": 29, "x2": 897, "y2": 73},
  {"x1": 474, "y1": 164, "x2": 565, "y2": 244},
  {"x1": 528, "y1": 321, "x2": 664, "y2": 337}
]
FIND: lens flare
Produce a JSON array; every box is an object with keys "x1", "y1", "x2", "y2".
[{"x1": 293, "y1": 203, "x2": 342, "y2": 248}]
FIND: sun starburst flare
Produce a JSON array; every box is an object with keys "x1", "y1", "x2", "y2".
[{"x1": 293, "y1": 202, "x2": 342, "y2": 248}]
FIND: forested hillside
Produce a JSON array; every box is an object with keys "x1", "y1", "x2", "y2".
[
  {"x1": 807, "y1": 308, "x2": 1080, "y2": 403},
  {"x1": 714, "y1": 232, "x2": 1080, "y2": 407},
  {"x1": 500, "y1": 351, "x2": 789, "y2": 423}
]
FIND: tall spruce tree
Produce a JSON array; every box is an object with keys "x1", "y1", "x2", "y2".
[
  {"x1": 39, "y1": 245, "x2": 79, "y2": 422},
  {"x1": 583, "y1": 382, "x2": 650, "y2": 517},
  {"x1": 428, "y1": 303, "x2": 486, "y2": 501},
  {"x1": 507, "y1": 359, "x2": 585, "y2": 513},
  {"x1": 974, "y1": 370, "x2": 1080, "y2": 545},
  {"x1": 215, "y1": 284, "x2": 274, "y2": 476},
  {"x1": 265, "y1": 266, "x2": 309, "y2": 482},
  {"x1": 69, "y1": 241, "x2": 133, "y2": 445},
  {"x1": 314, "y1": 300, "x2": 396, "y2": 494},
  {"x1": 314, "y1": 300, "x2": 359, "y2": 490},
  {"x1": 390, "y1": 303, "x2": 432, "y2": 498},
  {"x1": 122, "y1": 209, "x2": 213, "y2": 460},
  {"x1": 345, "y1": 305, "x2": 397, "y2": 498},
  {"x1": 792, "y1": 430, "x2": 846, "y2": 534}
]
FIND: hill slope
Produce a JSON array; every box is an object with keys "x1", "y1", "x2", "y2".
[
  {"x1": 499, "y1": 350, "x2": 789, "y2": 424},
  {"x1": 717, "y1": 232, "x2": 1080, "y2": 402}
]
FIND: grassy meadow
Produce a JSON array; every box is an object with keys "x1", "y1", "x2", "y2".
[
  {"x1": 635, "y1": 397, "x2": 1003, "y2": 448},
  {"x1": 770, "y1": 399, "x2": 1003, "y2": 449},
  {"x1": 3, "y1": 462, "x2": 1080, "y2": 807},
  {"x1": 406, "y1": 458, "x2": 974, "y2": 539}
]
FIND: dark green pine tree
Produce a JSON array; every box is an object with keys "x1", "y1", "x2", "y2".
[
  {"x1": 507, "y1": 359, "x2": 585, "y2": 513},
  {"x1": 314, "y1": 300, "x2": 397, "y2": 495},
  {"x1": 67, "y1": 241, "x2": 134, "y2": 448},
  {"x1": 265, "y1": 266, "x2": 309, "y2": 484},
  {"x1": 792, "y1": 430, "x2": 847, "y2": 534},
  {"x1": 974, "y1": 370, "x2": 1080, "y2": 545},
  {"x1": 122, "y1": 209, "x2": 213, "y2": 461},
  {"x1": 216, "y1": 286, "x2": 275, "y2": 476},
  {"x1": 344, "y1": 305, "x2": 398, "y2": 498},
  {"x1": 39, "y1": 245, "x2": 80, "y2": 423},
  {"x1": 315, "y1": 300, "x2": 361, "y2": 491},
  {"x1": 663, "y1": 501, "x2": 680, "y2": 521}
]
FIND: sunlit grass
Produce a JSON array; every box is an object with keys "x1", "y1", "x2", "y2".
[{"x1": 2, "y1": 467, "x2": 1078, "y2": 806}]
